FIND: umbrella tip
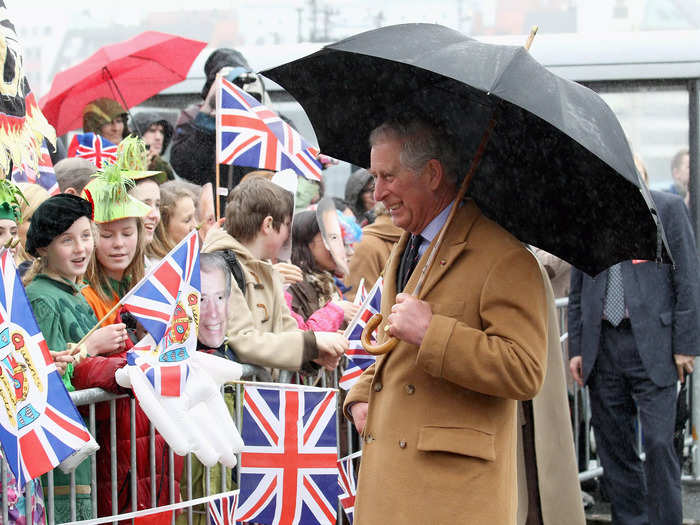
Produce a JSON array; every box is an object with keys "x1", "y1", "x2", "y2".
[{"x1": 525, "y1": 26, "x2": 538, "y2": 51}]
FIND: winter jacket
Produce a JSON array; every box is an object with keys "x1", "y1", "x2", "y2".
[
  {"x1": 344, "y1": 215, "x2": 402, "y2": 301},
  {"x1": 201, "y1": 229, "x2": 317, "y2": 370},
  {"x1": 284, "y1": 288, "x2": 344, "y2": 332},
  {"x1": 72, "y1": 352, "x2": 183, "y2": 519}
]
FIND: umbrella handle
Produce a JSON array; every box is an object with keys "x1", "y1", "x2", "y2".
[{"x1": 361, "y1": 314, "x2": 399, "y2": 355}]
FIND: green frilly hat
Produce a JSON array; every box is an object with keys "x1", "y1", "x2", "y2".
[
  {"x1": 0, "y1": 179, "x2": 28, "y2": 223},
  {"x1": 115, "y1": 135, "x2": 167, "y2": 184},
  {"x1": 81, "y1": 163, "x2": 151, "y2": 223}
]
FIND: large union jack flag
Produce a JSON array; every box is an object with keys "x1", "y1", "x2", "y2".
[
  {"x1": 11, "y1": 138, "x2": 59, "y2": 195},
  {"x1": 235, "y1": 386, "x2": 338, "y2": 525},
  {"x1": 0, "y1": 250, "x2": 94, "y2": 486},
  {"x1": 339, "y1": 277, "x2": 382, "y2": 390},
  {"x1": 121, "y1": 230, "x2": 200, "y2": 343},
  {"x1": 207, "y1": 491, "x2": 238, "y2": 525},
  {"x1": 216, "y1": 77, "x2": 322, "y2": 181},
  {"x1": 337, "y1": 453, "x2": 358, "y2": 524},
  {"x1": 67, "y1": 132, "x2": 117, "y2": 168}
]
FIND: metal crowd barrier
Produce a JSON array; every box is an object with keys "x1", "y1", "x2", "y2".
[{"x1": 0, "y1": 303, "x2": 695, "y2": 523}]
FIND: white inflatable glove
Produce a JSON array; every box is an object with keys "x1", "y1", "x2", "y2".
[{"x1": 116, "y1": 335, "x2": 244, "y2": 468}]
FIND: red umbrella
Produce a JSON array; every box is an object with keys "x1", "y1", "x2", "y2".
[{"x1": 39, "y1": 31, "x2": 207, "y2": 136}]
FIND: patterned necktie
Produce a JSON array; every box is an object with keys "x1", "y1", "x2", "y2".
[
  {"x1": 604, "y1": 263, "x2": 626, "y2": 326},
  {"x1": 399, "y1": 234, "x2": 422, "y2": 292}
]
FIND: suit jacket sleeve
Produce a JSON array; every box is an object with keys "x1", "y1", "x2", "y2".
[
  {"x1": 666, "y1": 197, "x2": 700, "y2": 355},
  {"x1": 416, "y1": 247, "x2": 547, "y2": 400},
  {"x1": 567, "y1": 267, "x2": 584, "y2": 358}
]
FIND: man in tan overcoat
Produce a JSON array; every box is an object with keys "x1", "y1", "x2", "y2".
[{"x1": 344, "y1": 118, "x2": 548, "y2": 524}]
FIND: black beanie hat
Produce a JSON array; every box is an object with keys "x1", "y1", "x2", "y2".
[
  {"x1": 201, "y1": 48, "x2": 251, "y2": 99},
  {"x1": 26, "y1": 194, "x2": 93, "y2": 257}
]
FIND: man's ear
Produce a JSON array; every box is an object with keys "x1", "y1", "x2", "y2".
[
  {"x1": 36, "y1": 246, "x2": 48, "y2": 258},
  {"x1": 425, "y1": 159, "x2": 445, "y2": 191},
  {"x1": 64, "y1": 188, "x2": 79, "y2": 196},
  {"x1": 260, "y1": 215, "x2": 274, "y2": 236}
]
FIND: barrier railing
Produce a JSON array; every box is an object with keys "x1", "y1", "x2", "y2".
[{"x1": 1, "y1": 302, "x2": 694, "y2": 523}]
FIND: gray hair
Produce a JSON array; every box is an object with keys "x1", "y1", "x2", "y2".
[
  {"x1": 199, "y1": 252, "x2": 232, "y2": 297},
  {"x1": 369, "y1": 119, "x2": 461, "y2": 184},
  {"x1": 54, "y1": 157, "x2": 96, "y2": 194}
]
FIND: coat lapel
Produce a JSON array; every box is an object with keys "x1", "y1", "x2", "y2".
[{"x1": 405, "y1": 200, "x2": 480, "y2": 300}]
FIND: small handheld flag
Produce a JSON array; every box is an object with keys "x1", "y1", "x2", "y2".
[
  {"x1": 339, "y1": 278, "x2": 382, "y2": 390},
  {"x1": 0, "y1": 250, "x2": 97, "y2": 485}
]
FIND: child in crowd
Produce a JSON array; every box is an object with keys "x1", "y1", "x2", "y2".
[
  {"x1": 24, "y1": 193, "x2": 128, "y2": 523},
  {"x1": 149, "y1": 180, "x2": 197, "y2": 259},
  {"x1": 286, "y1": 210, "x2": 358, "y2": 332},
  {"x1": 80, "y1": 165, "x2": 150, "y2": 325},
  {"x1": 72, "y1": 164, "x2": 183, "y2": 518},
  {"x1": 202, "y1": 176, "x2": 347, "y2": 372},
  {"x1": 116, "y1": 135, "x2": 167, "y2": 265}
]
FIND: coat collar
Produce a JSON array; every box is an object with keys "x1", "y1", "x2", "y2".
[{"x1": 384, "y1": 199, "x2": 482, "y2": 304}]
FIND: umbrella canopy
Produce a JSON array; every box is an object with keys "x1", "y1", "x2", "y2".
[
  {"x1": 261, "y1": 23, "x2": 670, "y2": 276},
  {"x1": 39, "y1": 31, "x2": 206, "y2": 137}
]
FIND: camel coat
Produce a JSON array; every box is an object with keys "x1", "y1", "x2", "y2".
[
  {"x1": 202, "y1": 229, "x2": 315, "y2": 370},
  {"x1": 516, "y1": 262, "x2": 585, "y2": 525},
  {"x1": 344, "y1": 200, "x2": 548, "y2": 524},
  {"x1": 345, "y1": 215, "x2": 402, "y2": 301}
]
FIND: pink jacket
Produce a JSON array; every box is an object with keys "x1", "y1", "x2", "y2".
[{"x1": 284, "y1": 291, "x2": 344, "y2": 332}]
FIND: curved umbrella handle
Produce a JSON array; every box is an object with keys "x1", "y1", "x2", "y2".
[{"x1": 361, "y1": 314, "x2": 399, "y2": 355}]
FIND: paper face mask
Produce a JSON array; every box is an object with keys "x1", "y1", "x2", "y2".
[{"x1": 315, "y1": 197, "x2": 349, "y2": 277}]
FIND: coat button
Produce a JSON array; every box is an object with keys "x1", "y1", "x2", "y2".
[
  {"x1": 399, "y1": 440, "x2": 407, "y2": 449},
  {"x1": 374, "y1": 382, "x2": 383, "y2": 392},
  {"x1": 405, "y1": 384, "x2": 415, "y2": 395}
]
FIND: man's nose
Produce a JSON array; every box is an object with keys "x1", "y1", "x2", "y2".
[{"x1": 373, "y1": 179, "x2": 386, "y2": 202}]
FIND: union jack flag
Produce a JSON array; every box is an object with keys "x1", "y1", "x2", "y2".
[
  {"x1": 208, "y1": 491, "x2": 238, "y2": 525},
  {"x1": 337, "y1": 453, "x2": 359, "y2": 524},
  {"x1": 121, "y1": 230, "x2": 200, "y2": 343},
  {"x1": 339, "y1": 277, "x2": 382, "y2": 390},
  {"x1": 0, "y1": 250, "x2": 94, "y2": 486},
  {"x1": 126, "y1": 335, "x2": 191, "y2": 398},
  {"x1": 235, "y1": 386, "x2": 339, "y2": 525},
  {"x1": 216, "y1": 77, "x2": 322, "y2": 181},
  {"x1": 11, "y1": 138, "x2": 59, "y2": 195},
  {"x1": 67, "y1": 132, "x2": 117, "y2": 168}
]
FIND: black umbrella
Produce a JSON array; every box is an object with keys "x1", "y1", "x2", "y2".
[{"x1": 261, "y1": 23, "x2": 671, "y2": 276}]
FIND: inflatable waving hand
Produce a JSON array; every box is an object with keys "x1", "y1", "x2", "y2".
[{"x1": 114, "y1": 231, "x2": 244, "y2": 467}]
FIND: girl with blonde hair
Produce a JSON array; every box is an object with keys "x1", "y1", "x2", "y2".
[{"x1": 148, "y1": 180, "x2": 197, "y2": 260}]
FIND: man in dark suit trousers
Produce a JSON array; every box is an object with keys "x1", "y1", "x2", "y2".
[{"x1": 568, "y1": 189, "x2": 700, "y2": 525}]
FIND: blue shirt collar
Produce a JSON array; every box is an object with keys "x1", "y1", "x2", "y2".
[{"x1": 418, "y1": 200, "x2": 456, "y2": 250}]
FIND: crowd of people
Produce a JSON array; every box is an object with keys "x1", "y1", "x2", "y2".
[
  {"x1": 0, "y1": 46, "x2": 388, "y2": 524},
  {"x1": 1, "y1": 43, "x2": 697, "y2": 525}
]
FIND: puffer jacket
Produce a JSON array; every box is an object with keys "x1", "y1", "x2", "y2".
[{"x1": 72, "y1": 352, "x2": 183, "y2": 519}]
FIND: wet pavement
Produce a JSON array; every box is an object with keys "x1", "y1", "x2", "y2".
[{"x1": 584, "y1": 480, "x2": 700, "y2": 524}]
